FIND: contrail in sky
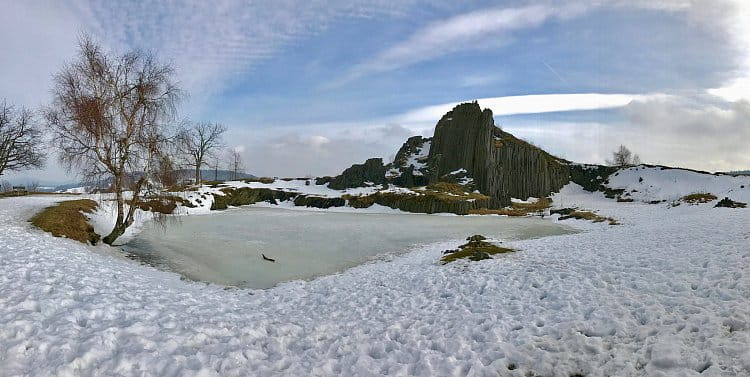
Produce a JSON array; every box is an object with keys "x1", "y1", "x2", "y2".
[{"x1": 542, "y1": 61, "x2": 570, "y2": 86}]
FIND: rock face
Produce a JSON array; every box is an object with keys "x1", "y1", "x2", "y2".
[
  {"x1": 211, "y1": 187, "x2": 297, "y2": 210},
  {"x1": 326, "y1": 158, "x2": 386, "y2": 190},
  {"x1": 388, "y1": 136, "x2": 432, "y2": 187},
  {"x1": 345, "y1": 191, "x2": 490, "y2": 215},
  {"x1": 328, "y1": 102, "x2": 573, "y2": 208},
  {"x1": 427, "y1": 102, "x2": 569, "y2": 207},
  {"x1": 210, "y1": 187, "x2": 348, "y2": 210}
]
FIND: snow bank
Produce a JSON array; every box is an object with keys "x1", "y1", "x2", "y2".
[
  {"x1": 607, "y1": 166, "x2": 750, "y2": 204},
  {"x1": 2, "y1": 178, "x2": 750, "y2": 375},
  {"x1": 220, "y1": 179, "x2": 382, "y2": 198}
]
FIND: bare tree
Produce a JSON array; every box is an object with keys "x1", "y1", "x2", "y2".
[
  {"x1": 211, "y1": 156, "x2": 220, "y2": 181},
  {"x1": 45, "y1": 35, "x2": 181, "y2": 245},
  {"x1": 607, "y1": 145, "x2": 641, "y2": 167},
  {"x1": 26, "y1": 181, "x2": 39, "y2": 192},
  {"x1": 227, "y1": 147, "x2": 244, "y2": 180},
  {"x1": 177, "y1": 122, "x2": 226, "y2": 184},
  {"x1": 0, "y1": 101, "x2": 45, "y2": 177},
  {"x1": 155, "y1": 154, "x2": 178, "y2": 188}
]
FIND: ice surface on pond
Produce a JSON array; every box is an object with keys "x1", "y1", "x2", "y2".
[{"x1": 121, "y1": 207, "x2": 574, "y2": 288}]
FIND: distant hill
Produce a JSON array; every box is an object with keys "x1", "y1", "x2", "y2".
[
  {"x1": 174, "y1": 169, "x2": 256, "y2": 182},
  {"x1": 52, "y1": 169, "x2": 256, "y2": 192},
  {"x1": 725, "y1": 170, "x2": 750, "y2": 176}
]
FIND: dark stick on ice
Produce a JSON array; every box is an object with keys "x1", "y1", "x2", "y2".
[{"x1": 262, "y1": 254, "x2": 276, "y2": 262}]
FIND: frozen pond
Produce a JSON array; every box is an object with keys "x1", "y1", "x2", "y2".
[{"x1": 121, "y1": 207, "x2": 575, "y2": 288}]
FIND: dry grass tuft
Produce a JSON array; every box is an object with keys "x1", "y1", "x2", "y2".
[
  {"x1": 468, "y1": 197, "x2": 552, "y2": 217},
  {"x1": 467, "y1": 208, "x2": 528, "y2": 216},
  {"x1": 130, "y1": 196, "x2": 185, "y2": 214},
  {"x1": 561, "y1": 210, "x2": 619, "y2": 225},
  {"x1": 243, "y1": 177, "x2": 275, "y2": 184},
  {"x1": 417, "y1": 183, "x2": 489, "y2": 201},
  {"x1": 30, "y1": 199, "x2": 100, "y2": 244},
  {"x1": 681, "y1": 193, "x2": 718, "y2": 204},
  {"x1": 511, "y1": 197, "x2": 552, "y2": 211},
  {"x1": 441, "y1": 235, "x2": 514, "y2": 264},
  {"x1": 425, "y1": 182, "x2": 471, "y2": 195}
]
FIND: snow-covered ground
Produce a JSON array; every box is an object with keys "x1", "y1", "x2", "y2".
[
  {"x1": 607, "y1": 166, "x2": 750, "y2": 204},
  {"x1": 1, "y1": 168, "x2": 750, "y2": 376}
]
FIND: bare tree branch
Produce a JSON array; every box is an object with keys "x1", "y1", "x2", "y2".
[
  {"x1": 607, "y1": 145, "x2": 641, "y2": 167},
  {"x1": 0, "y1": 101, "x2": 46, "y2": 176},
  {"x1": 176, "y1": 121, "x2": 226, "y2": 183},
  {"x1": 226, "y1": 147, "x2": 245, "y2": 181}
]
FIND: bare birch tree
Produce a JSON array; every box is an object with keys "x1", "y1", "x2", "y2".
[
  {"x1": 45, "y1": 36, "x2": 181, "y2": 245},
  {"x1": 177, "y1": 122, "x2": 226, "y2": 183},
  {"x1": 0, "y1": 101, "x2": 45, "y2": 177}
]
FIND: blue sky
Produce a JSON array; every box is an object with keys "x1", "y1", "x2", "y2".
[{"x1": 1, "y1": 0, "x2": 749, "y2": 184}]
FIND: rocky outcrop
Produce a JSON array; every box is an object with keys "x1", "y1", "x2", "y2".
[
  {"x1": 294, "y1": 195, "x2": 346, "y2": 208},
  {"x1": 569, "y1": 164, "x2": 618, "y2": 192},
  {"x1": 211, "y1": 187, "x2": 297, "y2": 210},
  {"x1": 388, "y1": 136, "x2": 432, "y2": 187},
  {"x1": 211, "y1": 187, "x2": 348, "y2": 210},
  {"x1": 326, "y1": 158, "x2": 387, "y2": 190},
  {"x1": 427, "y1": 102, "x2": 570, "y2": 207},
  {"x1": 345, "y1": 188, "x2": 490, "y2": 215},
  {"x1": 321, "y1": 102, "x2": 590, "y2": 209}
]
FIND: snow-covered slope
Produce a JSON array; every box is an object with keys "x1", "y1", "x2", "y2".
[
  {"x1": 606, "y1": 166, "x2": 750, "y2": 204},
  {"x1": 2, "y1": 178, "x2": 750, "y2": 376}
]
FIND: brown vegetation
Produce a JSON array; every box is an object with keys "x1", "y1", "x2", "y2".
[
  {"x1": 441, "y1": 235, "x2": 514, "y2": 264},
  {"x1": 30, "y1": 199, "x2": 100, "y2": 244},
  {"x1": 555, "y1": 209, "x2": 619, "y2": 225},
  {"x1": 243, "y1": 177, "x2": 276, "y2": 184},
  {"x1": 343, "y1": 186, "x2": 490, "y2": 214},
  {"x1": 681, "y1": 193, "x2": 718, "y2": 204},
  {"x1": 467, "y1": 197, "x2": 551, "y2": 216},
  {"x1": 128, "y1": 195, "x2": 187, "y2": 214}
]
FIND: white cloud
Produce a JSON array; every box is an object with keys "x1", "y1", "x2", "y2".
[
  {"x1": 340, "y1": 5, "x2": 558, "y2": 83},
  {"x1": 395, "y1": 93, "x2": 669, "y2": 124},
  {"x1": 708, "y1": 0, "x2": 750, "y2": 102},
  {"x1": 1, "y1": 0, "x2": 420, "y2": 114},
  {"x1": 617, "y1": 97, "x2": 750, "y2": 171},
  {"x1": 339, "y1": 0, "x2": 739, "y2": 83},
  {"x1": 240, "y1": 126, "x2": 414, "y2": 177}
]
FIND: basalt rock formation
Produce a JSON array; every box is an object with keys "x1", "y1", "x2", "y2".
[
  {"x1": 427, "y1": 102, "x2": 570, "y2": 207},
  {"x1": 389, "y1": 136, "x2": 432, "y2": 188},
  {"x1": 211, "y1": 186, "x2": 348, "y2": 210},
  {"x1": 328, "y1": 102, "x2": 573, "y2": 208},
  {"x1": 324, "y1": 158, "x2": 387, "y2": 190}
]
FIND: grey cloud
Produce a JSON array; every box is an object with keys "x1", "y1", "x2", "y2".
[
  {"x1": 375, "y1": 124, "x2": 414, "y2": 139},
  {"x1": 0, "y1": 1, "x2": 80, "y2": 107},
  {"x1": 616, "y1": 96, "x2": 750, "y2": 171},
  {"x1": 243, "y1": 132, "x2": 406, "y2": 177},
  {"x1": 508, "y1": 95, "x2": 750, "y2": 172}
]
